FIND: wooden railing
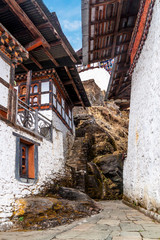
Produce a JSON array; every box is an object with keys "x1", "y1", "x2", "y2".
[{"x1": 17, "y1": 98, "x2": 52, "y2": 141}]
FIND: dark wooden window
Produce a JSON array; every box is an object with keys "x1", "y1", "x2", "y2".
[
  {"x1": 57, "y1": 90, "x2": 62, "y2": 114},
  {"x1": 21, "y1": 86, "x2": 26, "y2": 95},
  {"x1": 20, "y1": 143, "x2": 28, "y2": 178},
  {"x1": 19, "y1": 142, "x2": 35, "y2": 181},
  {"x1": 52, "y1": 83, "x2": 57, "y2": 108},
  {"x1": 29, "y1": 96, "x2": 38, "y2": 106}
]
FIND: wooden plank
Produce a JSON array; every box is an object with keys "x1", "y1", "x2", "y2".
[
  {"x1": 43, "y1": 48, "x2": 59, "y2": 67},
  {"x1": 115, "y1": 76, "x2": 123, "y2": 95},
  {"x1": 64, "y1": 66, "x2": 85, "y2": 108},
  {"x1": 91, "y1": 0, "x2": 120, "y2": 7},
  {"x1": 28, "y1": 145, "x2": 35, "y2": 179},
  {"x1": 63, "y1": 80, "x2": 72, "y2": 85},
  {"x1": 29, "y1": 0, "x2": 77, "y2": 64},
  {"x1": 91, "y1": 16, "x2": 116, "y2": 25},
  {"x1": 90, "y1": 28, "x2": 132, "y2": 40},
  {"x1": 20, "y1": 63, "x2": 29, "y2": 72},
  {"x1": 3, "y1": 0, "x2": 50, "y2": 49},
  {"x1": 29, "y1": 54, "x2": 43, "y2": 69},
  {"x1": 118, "y1": 82, "x2": 131, "y2": 96},
  {"x1": 90, "y1": 40, "x2": 130, "y2": 53},
  {"x1": 111, "y1": 0, "x2": 123, "y2": 58},
  {"x1": 25, "y1": 38, "x2": 43, "y2": 51}
]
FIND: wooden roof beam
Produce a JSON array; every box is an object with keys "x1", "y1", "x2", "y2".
[
  {"x1": 90, "y1": 28, "x2": 132, "y2": 40},
  {"x1": 43, "y1": 48, "x2": 59, "y2": 66},
  {"x1": 3, "y1": 0, "x2": 50, "y2": 49},
  {"x1": 29, "y1": 0, "x2": 77, "y2": 64},
  {"x1": 118, "y1": 84, "x2": 131, "y2": 95},
  {"x1": 91, "y1": 16, "x2": 116, "y2": 25},
  {"x1": 90, "y1": 41, "x2": 130, "y2": 53},
  {"x1": 63, "y1": 80, "x2": 72, "y2": 85},
  {"x1": 91, "y1": 0, "x2": 120, "y2": 7},
  {"x1": 115, "y1": 76, "x2": 124, "y2": 95},
  {"x1": 20, "y1": 63, "x2": 29, "y2": 72},
  {"x1": 29, "y1": 54, "x2": 43, "y2": 69},
  {"x1": 3, "y1": 0, "x2": 60, "y2": 67},
  {"x1": 0, "y1": 0, "x2": 26, "y2": 13},
  {"x1": 25, "y1": 38, "x2": 43, "y2": 52},
  {"x1": 64, "y1": 66, "x2": 85, "y2": 108},
  {"x1": 111, "y1": 0, "x2": 123, "y2": 58}
]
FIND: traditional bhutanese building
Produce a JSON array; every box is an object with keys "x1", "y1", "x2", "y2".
[
  {"x1": 0, "y1": 0, "x2": 90, "y2": 230},
  {"x1": 82, "y1": 0, "x2": 160, "y2": 222}
]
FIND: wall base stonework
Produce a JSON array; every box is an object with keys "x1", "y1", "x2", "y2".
[{"x1": 123, "y1": 198, "x2": 160, "y2": 223}]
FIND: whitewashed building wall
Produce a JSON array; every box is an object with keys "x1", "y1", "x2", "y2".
[
  {"x1": 0, "y1": 56, "x2": 10, "y2": 109},
  {"x1": 0, "y1": 57, "x2": 74, "y2": 230},
  {"x1": 123, "y1": 0, "x2": 160, "y2": 213},
  {"x1": 0, "y1": 118, "x2": 69, "y2": 230}
]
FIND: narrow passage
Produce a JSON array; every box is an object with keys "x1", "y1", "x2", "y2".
[{"x1": 0, "y1": 201, "x2": 160, "y2": 240}]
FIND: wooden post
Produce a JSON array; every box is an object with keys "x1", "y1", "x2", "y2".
[
  {"x1": 25, "y1": 70, "x2": 32, "y2": 105},
  {"x1": 24, "y1": 70, "x2": 32, "y2": 127},
  {"x1": 35, "y1": 109, "x2": 38, "y2": 134}
]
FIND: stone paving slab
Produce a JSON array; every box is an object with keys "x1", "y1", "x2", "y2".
[{"x1": 0, "y1": 201, "x2": 160, "y2": 240}]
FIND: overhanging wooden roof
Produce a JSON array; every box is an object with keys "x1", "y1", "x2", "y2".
[
  {"x1": 82, "y1": 0, "x2": 140, "y2": 108},
  {"x1": 0, "y1": 0, "x2": 90, "y2": 107}
]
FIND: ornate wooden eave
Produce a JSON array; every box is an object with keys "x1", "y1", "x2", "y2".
[{"x1": 0, "y1": 23, "x2": 28, "y2": 64}]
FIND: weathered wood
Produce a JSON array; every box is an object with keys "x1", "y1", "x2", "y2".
[
  {"x1": 90, "y1": 28, "x2": 132, "y2": 40},
  {"x1": 90, "y1": 41, "x2": 130, "y2": 53},
  {"x1": 91, "y1": 16, "x2": 116, "y2": 25},
  {"x1": 43, "y1": 48, "x2": 59, "y2": 67},
  {"x1": 63, "y1": 80, "x2": 72, "y2": 85},
  {"x1": 115, "y1": 76, "x2": 124, "y2": 95},
  {"x1": 64, "y1": 66, "x2": 85, "y2": 108},
  {"x1": 91, "y1": 0, "x2": 120, "y2": 7},
  {"x1": 111, "y1": 0, "x2": 123, "y2": 58},
  {"x1": 117, "y1": 83, "x2": 131, "y2": 96},
  {"x1": 25, "y1": 38, "x2": 43, "y2": 51},
  {"x1": 20, "y1": 63, "x2": 29, "y2": 72},
  {"x1": 29, "y1": 54, "x2": 43, "y2": 69},
  {"x1": 29, "y1": 0, "x2": 77, "y2": 64},
  {"x1": 3, "y1": 0, "x2": 50, "y2": 49},
  {"x1": 25, "y1": 71, "x2": 32, "y2": 105}
]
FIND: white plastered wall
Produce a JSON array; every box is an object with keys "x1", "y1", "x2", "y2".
[
  {"x1": 0, "y1": 119, "x2": 67, "y2": 230},
  {"x1": 123, "y1": 0, "x2": 160, "y2": 211},
  {"x1": 40, "y1": 110, "x2": 75, "y2": 158},
  {"x1": 0, "y1": 56, "x2": 10, "y2": 108}
]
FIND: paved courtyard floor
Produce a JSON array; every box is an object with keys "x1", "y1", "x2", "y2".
[{"x1": 0, "y1": 201, "x2": 160, "y2": 240}]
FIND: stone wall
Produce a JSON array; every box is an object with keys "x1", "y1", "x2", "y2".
[{"x1": 123, "y1": 0, "x2": 160, "y2": 214}]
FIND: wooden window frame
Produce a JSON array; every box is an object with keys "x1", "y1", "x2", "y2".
[{"x1": 15, "y1": 134, "x2": 39, "y2": 183}]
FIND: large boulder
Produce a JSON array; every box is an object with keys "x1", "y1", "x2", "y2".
[
  {"x1": 13, "y1": 194, "x2": 100, "y2": 230},
  {"x1": 94, "y1": 153, "x2": 124, "y2": 185},
  {"x1": 86, "y1": 153, "x2": 124, "y2": 200}
]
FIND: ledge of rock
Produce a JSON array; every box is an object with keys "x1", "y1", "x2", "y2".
[{"x1": 12, "y1": 190, "x2": 100, "y2": 230}]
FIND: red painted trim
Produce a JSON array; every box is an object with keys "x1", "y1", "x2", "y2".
[{"x1": 131, "y1": 0, "x2": 152, "y2": 64}]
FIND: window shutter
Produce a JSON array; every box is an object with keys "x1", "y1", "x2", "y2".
[{"x1": 28, "y1": 145, "x2": 35, "y2": 179}]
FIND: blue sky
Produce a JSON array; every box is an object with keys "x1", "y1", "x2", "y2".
[{"x1": 43, "y1": 0, "x2": 82, "y2": 51}]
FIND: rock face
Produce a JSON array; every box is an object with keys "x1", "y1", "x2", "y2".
[
  {"x1": 66, "y1": 79, "x2": 129, "y2": 200},
  {"x1": 13, "y1": 192, "x2": 100, "y2": 230},
  {"x1": 82, "y1": 79, "x2": 105, "y2": 106}
]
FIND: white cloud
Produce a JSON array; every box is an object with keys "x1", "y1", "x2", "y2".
[{"x1": 62, "y1": 20, "x2": 81, "y2": 32}]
